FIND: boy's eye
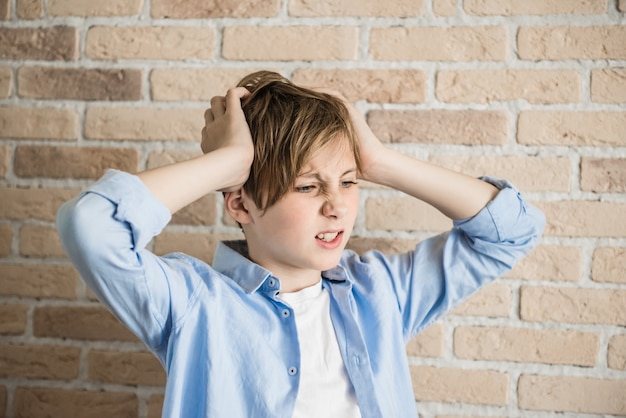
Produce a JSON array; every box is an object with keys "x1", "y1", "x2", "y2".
[
  {"x1": 341, "y1": 181, "x2": 358, "y2": 188},
  {"x1": 295, "y1": 185, "x2": 315, "y2": 193}
]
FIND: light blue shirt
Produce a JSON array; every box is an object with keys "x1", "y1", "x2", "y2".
[{"x1": 57, "y1": 170, "x2": 545, "y2": 418}]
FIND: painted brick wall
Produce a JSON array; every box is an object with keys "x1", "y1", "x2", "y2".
[{"x1": 1, "y1": 0, "x2": 625, "y2": 417}]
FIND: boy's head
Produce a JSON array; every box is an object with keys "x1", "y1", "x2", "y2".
[{"x1": 236, "y1": 71, "x2": 360, "y2": 211}]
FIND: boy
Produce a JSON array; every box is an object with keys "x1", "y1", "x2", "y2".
[{"x1": 57, "y1": 71, "x2": 545, "y2": 417}]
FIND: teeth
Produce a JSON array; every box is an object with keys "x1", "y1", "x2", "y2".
[{"x1": 317, "y1": 232, "x2": 339, "y2": 242}]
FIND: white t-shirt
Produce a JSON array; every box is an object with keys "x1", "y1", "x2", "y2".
[{"x1": 278, "y1": 281, "x2": 361, "y2": 418}]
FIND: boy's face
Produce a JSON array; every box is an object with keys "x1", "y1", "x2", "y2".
[{"x1": 242, "y1": 140, "x2": 359, "y2": 291}]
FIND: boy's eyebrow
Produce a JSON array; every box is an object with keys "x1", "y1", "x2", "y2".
[{"x1": 297, "y1": 168, "x2": 358, "y2": 179}]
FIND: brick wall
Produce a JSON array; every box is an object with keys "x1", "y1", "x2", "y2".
[{"x1": 0, "y1": 0, "x2": 625, "y2": 417}]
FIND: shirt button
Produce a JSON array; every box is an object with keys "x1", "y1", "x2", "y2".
[
  {"x1": 282, "y1": 309, "x2": 290, "y2": 318},
  {"x1": 288, "y1": 367, "x2": 298, "y2": 376},
  {"x1": 268, "y1": 279, "x2": 276, "y2": 287}
]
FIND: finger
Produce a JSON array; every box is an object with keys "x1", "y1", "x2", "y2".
[
  {"x1": 204, "y1": 108, "x2": 214, "y2": 124},
  {"x1": 210, "y1": 96, "x2": 226, "y2": 117},
  {"x1": 224, "y1": 87, "x2": 251, "y2": 114}
]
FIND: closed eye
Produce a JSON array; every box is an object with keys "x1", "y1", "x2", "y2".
[
  {"x1": 341, "y1": 181, "x2": 358, "y2": 188},
  {"x1": 295, "y1": 185, "x2": 316, "y2": 193}
]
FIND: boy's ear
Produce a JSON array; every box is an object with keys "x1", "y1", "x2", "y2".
[{"x1": 223, "y1": 189, "x2": 253, "y2": 225}]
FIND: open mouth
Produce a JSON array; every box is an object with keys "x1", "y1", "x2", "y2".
[{"x1": 316, "y1": 231, "x2": 343, "y2": 243}]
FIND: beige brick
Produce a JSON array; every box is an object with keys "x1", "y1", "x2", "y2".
[
  {"x1": 0, "y1": 146, "x2": 7, "y2": 178},
  {"x1": 0, "y1": 27, "x2": 78, "y2": 60},
  {"x1": 608, "y1": 334, "x2": 626, "y2": 370},
  {"x1": 345, "y1": 237, "x2": 419, "y2": 255},
  {"x1": 518, "y1": 111, "x2": 626, "y2": 146},
  {"x1": 147, "y1": 394, "x2": 164, "y2": 418},
  {"x1": 18, "y1": 67, "x2": 142, "y2": 101},
  {"x1": 518, "y1": 26, "x2": 626, "y2": 60},
  {"x1": 154, "y1": 232, "x2": 243, "y2": 264},
  {"x1": 0, "y1": 343, "x2": 80, "y2": 379},
  {"x1": 410, "y1": 365, "x2": 508, "y2": 405},
  {"x1": 592, "y1": 247, "x2": 626, "y2": 284},
  {"x1": 406, "y1": 323, "x2": 444, "y2": 357},
  {"x1": 291, "y1": 69, "x2": 426, "y2": 103},
  {"x1": 0, "y1": 66, "x2": 11, "y2": 98},
  {"x1": 147, "y1": 149, "x2": 203, "y2": 168},
  {"x1": 0, "y1": 224, "x2": 11, "y2": 257},
  {"x1": 86, "y1": 26, "x2": 215, "y2": 60},
  {"x1": 19, "y1": 225, "x2": 66, "y2": 258},
  {"x1": 371, "y1": 26, "x2": 507, "y2": 61},
  {"x1": 153, "y1": 0, "x2": 279, "y2": 18},
  {"x1": 48, "y1": 0, "x2": 142, "y2": 16},
  {"x1": 520, "y1": 286, "x2": 626, "y2": 325},
  {"x1": 34, "y1": 306, "x2": 137, "y2": 341},
  {"x1": 432, "y1": 0, "x2": 456, "y2": 16},
  {"x1": 0, "y1": 0, "x2": 8, "y2": 19},
  {"x1": 451, "y1": 283, "x2": 511, "y2": 317},
  {"x1": 171, "y1": 194, "x2": 217, "y2": 226},
  {"x1": 507, "y1": 245, "x2": 582, "y2": 282},
  {"x1": 16, "y1": 0, "x2": 43, "y2": 19},
  {"x1": 465, "y1": 0, "x2": 607, "y2": 15},
  {"x1": 518, "y1": 374, "x2": 626, "y2": 415},
  {"x1": 14, "y1": 146, "x2": 139, "y2": 179},
  {"x1": 0, "y1": 304, "x2": 27, "y2": 335},
  {"x1": 580, "y1": 158, "x2": 626, "y2": 193},
  {"x1": 437, "y1": 69, "x2": 580, "y2": 104},
  {"x1": 289, "y1": 0, "x2": 424, "y2": 16},
  {"x1": 428, "y1": 155, "x2": 570, "y2": 192},
  {"x1": 223, "y1": 26, "x2": 358, "y2": 61},
  {"x1": 538, "y1": 200, "x2": 626, "y2": 237},
  {"x1": 13, "y1": 387, "x2": 137, "y2": 418},
  {"x1": 455, "y1": 326, "x2": 598, "y2": 366},
  {"x1": 0, "y1": 187, "x2": 78, "y2": 221},
  {"x1": 85, "y1": 107, "x2": 204, "y2": 141},
  {"x1": 150, "y1": 68, "x2": 264, "y2": 101},
  {"x1": 0, "y1": 264, "x2": 78, "y2": 299},
  {"x1": 366, "y1": 196, "x2": 451, "y2": 232},
  {"x1": 591, "y1": 68, "x2": 626, "y2": 103},
  {"x1": 368, "y1": 109, "x2": 509, "y2": 145},
  {"x1": 87, "y1": 349, "x2": 165, "y2": 386},
  {"x1": 0, "y1": 106, "x2": 78, "y2": 140}
]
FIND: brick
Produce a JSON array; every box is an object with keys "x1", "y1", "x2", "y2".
[
  {"x1": 0, "y1": 224, "x2": 11, "y2": 257},
  {"x1": 465, "y1": 0, "x2": 607, "y2": 15},
  {"x1": 152, "y1": 0, "x2": 279, "y2": 18},
  {"x1": 34, "y1": 306, "x2": 137, "y2": 341},
  {"x1": 0, "y1": 343, "x2": 80, "y2": 379},
  {"x1": 16, "y1": 0, "x2": 43, "y2": 19},
  {"x1": 507, "y1": 245, "x2": 582, "y2": 282},
  {"x1": 580, "y1": 158, "x2": 626, "y2": 192},
  {"x1": 147, "y1": 394, "x2": 164, "y2": 418},
  {"x1": 289, "y1": 0, "x2": 424, "y2": 16},
  {"x1": 147, "y1": 149, "x2": 203, "y2": 168},
  {"x1": 538, "y1": 200, "x2": 626, "y2": 237},
  {"x1": 13, "y1": 387, "x2": 137, "y2": 418},
  {"x1": 14, "y1": 146, "x2": 139, "y2": 179},
  {"x1": 0, "y1": 304, "x2": 27, "y2": 335},
  {"x1": 592, "y1": 247, "x2": 626, "y2": 284},
  {"x1": 428, "y1": 155, "x2": 570, "y2": 192},
  {"x1": 432, "y1": 0, "x2": 456, "y2": 16},
  {"x1": 0, "y1": 0, "x2": 8, "y2": 19},
  {"x1": 0, "y1": 106, "x2": 78, "y2": 140},
  {"x1": 520, "y1": 286, "x2": 626, "y2": 325},
  {"x1": 48, "y1": 0, "x2": 142, "y2": 16},
  {"x1": 0, "y1": 385, "x2": 5, "y2": 418},
  {"x1": 0, "y1": 187, "x2": 78, "y2": 221},
  {"x1": 170, "y1": 195, "x2": 217, "y2": 226},
  {"x1": 366, "y1": 196, "x2": 451, "y2": 232},
  {"x1": 406, "y1": 323, "x2": 444, "y2": 357},
  {"x1": 591, "y1": 68, "x2": 626, "y2": 103},
  {"x1": 0, "y1": 66, "x2": 11, "y2": 98},
  {"x1": 85, "y1": 107, "x2": 204, "y2": 141},
  {"x1": 18, "y1": 67, "x2": 142, "y2": 101},
  {"x1": 518, "y1": 111, "x2": 626, "y2": 146},
  {"x1": 223, "y1": 26, "x2": 358, "y2": 61},
  {"x1": 371, "y1": 26, "x2": 507, "y2": 61},
  {"x1": 518, "y1": 374, "x2": 626, "y2": 415},
  {"x1": 451, "y1": 283, "x2": 511, "y2": 317},
  {"x1": 0, "y1": 146, "x2": 7, "y2": 178},
  {"x1": 150, "y1": 68, "x2": 265, "y2": 101},
  {"x1": 410, "y1": 365, "x2": 508, "y2": 405},
  {"x1": 436, "y1": 69, "x2": 580, "y2": 104},
  {"x1": 87, "y1": 349, "x2": 165, "y2": 386},
  {"x1": 345, "y1": 237, "x2": 419, "y2": 255},
  {"x1": 368, "y1": 110, "x2": 508, "y2": 145},
  {"x1": 0, "y1": 27, "x2": 77, "y2": 60},
  {"x1": 518, "y1": 26, "x2": 626, "y2": 60},
  {"x1": 19, "y1": 225, "x2": 65, "y2": 258},
  {"x1": 86, "y1": 26, "x2": 215, "y2": 60},
  {"x1": 0, "y1": 264, "x2": 78, "y2": 299},
  {"x1": 291, "y1": 69, "x2": 426, "y2": 103},
  {"x1": 154, "y1": 232, "x2": 243, "y2": 264},
  {"x1": 454, "y1": 326, "x2": 598, "y2": 366},
  {"x1": 608, "y1": 334, "x2": 626, "y2": 370}
]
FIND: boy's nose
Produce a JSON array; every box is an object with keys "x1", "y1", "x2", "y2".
[{"x1": 322, "y1": 193, "x2": 348, "y2": 219}]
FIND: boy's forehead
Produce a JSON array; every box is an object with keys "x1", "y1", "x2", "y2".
[{"x1": 299, "y1": 141, "x2": 357, "y2": 175}]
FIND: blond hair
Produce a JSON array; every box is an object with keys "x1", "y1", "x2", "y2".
[{"x1": 237, "y1": 71, "x2": 360, "y2": 211}]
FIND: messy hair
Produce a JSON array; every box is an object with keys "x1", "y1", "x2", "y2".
[{"x1": 236, "y1": 70, "x2": 361, "y2": 211}]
